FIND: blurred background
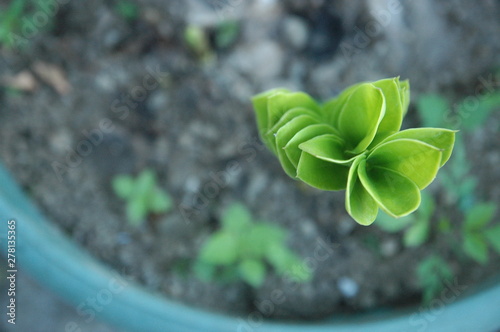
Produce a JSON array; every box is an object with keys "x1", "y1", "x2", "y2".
[{"x1": 1, "y1": 0, "x2": 500, "y2": 331}]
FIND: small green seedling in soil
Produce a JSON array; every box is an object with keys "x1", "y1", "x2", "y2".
[
  {"x1": 112, "y1": 169, "x2": 172, "y2": 226},
  {"x1": 184, "y1": 24, "x2": 212, "y2": 60},
  {"x1": 214, "y1": 21, "x2": 240, "y2": 50},
  {"x1": 462, "y1": 202, "x2": 500, "y2": 264},
  {"x1": 375, "y1": 191, "x2": 435, "y2": 247},
  {"x1": 417, "y1": 255, "x2": 454, "y2": 305},
  {"x1": 194, "y1": 203, "x2": 312, "y2": 288},
  {"x1": 252, "y1": 77, "x2": 455, "y2": 225}
]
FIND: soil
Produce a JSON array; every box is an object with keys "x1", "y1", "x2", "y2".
[{"x1": 1, "y1": 0, "x2": 500, "y2": 321}]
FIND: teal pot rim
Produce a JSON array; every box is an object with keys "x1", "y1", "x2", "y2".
[{"x1": 0, "y1": 162, "x2": 499, "y2": 332}]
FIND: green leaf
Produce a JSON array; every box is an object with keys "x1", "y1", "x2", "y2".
[
  {"x1": 417, "y1": 255, "x2": 453, "y2": 305},
  {"x1": 398, "y1": 79, "x2": 410, "y2": 117},
  {"x1": 375, "y1": 211, "x2": 414, "y2": 232},
  {"x1": 136, "y1": 169, "x2": 156, "y2": 197},
  {"x1": 238, "y1": 259, "x2": 266, "y2": 287},
  {"x1": 275, "y1": 115, "x2": 319, "y2": 177},
  {"x1": 368, "y1": 138, "x2": 443, "y2": 189},
  {"x1": 200, "y1": 232, "x2": 239, "y2": 265},
  {"x1": 379, "y1": 128, "x2": 456, "y2": 167},
  {"x1": 221, "y1": 203, "x2": 252, "y2": 234},
  {"x1": 404, "y1": 218, "x2": 429, "y2": 247},
  {"x1": 371, "y1": 77, "x2": 403, "y2": 141},
  {"x1": 459, "y1": 92, "x2": 500, "y2": 131},
  {"x1": 464, "y1": 203, "x2": 496, "y2": 231},
  {"x1": 463, "y1": 232, "x2": 489, "y2": 264},
  {"x1": 359, "y1": 162, "x2": 421, "y2": 218},
  {"x1": 241, "y1": 222, "x2": 286, "y2": 258},
  {"x1": 323, "y1": 82, "x2": 363, "y2": 126},
  {"x1": 284, "y1": 124, "x2": 337, "y2": 167},
  {"x1": 150, "y1": 189, "x2": 172, "y2": 213},
  {"x1": 267, "y1": 107, "x2": 321, "y2": 135},
  {"x1": 112, "y1": 175, "x2": 135, "y2": 199},
  {"x1": 251, "y1": 88, "x2": 290, "y2": 151},
  {"x1": 126, "y1": 197, "x2": 147, "y2": 226},
  {"x1": 193, "y1": 261, "x2": 216, "y2": 282},
  {"x1": 416, "y1": 94, "x2": 449, "y2": 128},
  {"x1": 266, "y1": 91, "x2": 320, "y2": 133},
  {"x1": 485, "y1": 225, "x2": 500, "y2": 254},
  {"x1": 338, "y1": 84, "x2": 386, "y2": 153},
  {"x1": 265, "y1": 242, "x2": 298, "y2": 274},
  {"x1": 346, "y1": 156, "x2": 378, "y2": 225},
  {"x1": 215, "y1": 21, "x2": 239, "y2": 49},
  {"x1": 296, "y1": 152, "x2": 350, "y2": 190},
  {"x1": 299, "y1": 134, "x2": 355, "y2": 164}
]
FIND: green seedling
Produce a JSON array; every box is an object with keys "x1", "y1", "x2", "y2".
[
  {"x1": 112, "y1": 169, "x2": 172, "y2": 226},
  {"x1": 375, "y1": 191, "x2": 435, "y2": 248},
  {"x1": 184, "y1": 24, "x2": 212, "y2": 60},
  {"x1": 194, "y1": 203, "x2": 312, "y2": 287},
  {"x1": 215, "y1": 21, "x2": 239, "y2": 49},
  {"x1": 252, "y1": 77, "x2": 455, "y2": 225},
  {"x1": 417, "y1": 255, "x2": 454, "y2": 305},
  {"x1": 462, "y1": 202, "x2": 500, "y2": 264},
  {"x1": 0, "y1": 0, "x2": 55, "y2": 49},
  {"x1": 114, "y1": 0, "x2": 139, "y2": 22}
]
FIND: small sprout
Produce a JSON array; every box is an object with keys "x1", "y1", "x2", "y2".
[
  {"x1": 112, "y1": 169, "x2": 172, "y2": 226},
  {"x1": 215, "y1": 21, "x2": 240, "y2": 50},
  {"x1": 417, "y1": 255, "x2": 454, "y2": 305},
  {"x1": 252, "y1": 77, "x2": 455, "y2": 225},
  {"x1": 114, "y1": 0, "x2": 139, "y2": 22},
  {"x1": 462, "y1": 202, "x2": 499, "y2": 264},
  {"x1": 184, "y1": 24, "x2": 211, "y2": 60},
  {"x1": 195, "y1": 203, "x2": 312, "y2": 287}
]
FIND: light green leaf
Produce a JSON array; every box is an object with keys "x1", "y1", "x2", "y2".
[
  {"x1": 359, "y1": 163, "x2": 421, "y2": 218},
  {"x1": 149, "y1": 189, "x2": 172, "y2": 213},
  {"x1": 323, "y1": 82, "x2": 363, "y2": 126},
  {"x1": 222, "y1": 203, "x2": 252, "y2": 234},
  {"x1": 126, "y1": 197, "x2": 147, "y2": 226},
  {"x1": 284, "y1": 124, "x2": 337, "y2": 167},
  {"x1": 338, "y1": 83, "x2": 386, "y2": 153},
  {"x1": 404, "y1": 218, "x2": 429, "y2": 247},
  {"x1": 463, "y1": 232, "x2": 489, "y2": 264},
  {"x1": 112, "y1": 175, "x2": 135, "y2": 199},
  {"x1": 241, "y1": 222, "x2": 286, "y2": 258},
  {"x1": 251, "y1": 88, "x2": 290, "y2": 151},
  {"x1": 375, "y1": 211, "x2": 414, "y2": 232},
  {"x1": 275, "y1": 115, "x2": 319, "y2": 177},
  {"x1": 416, "y1": 94, "x2": 449, "y2": 128},
  {"x1": 398, "y1": 79, "x2": 410, "y2": 117},
  {"x1": 371, "y1": 77, "x2": 403, "y2": 141},
  {"x1": 136, "y1": 169, "x2": 156, "y2": 197},
  {"x1": 464, "y1": 203, "x2": 496, "y2": 231},
  {"x1": 193, "y1": 260, "x2": 216, "y2": 281},
  {"x1": 296, "y1": 152, "x2": 350, "y2": 190},
  {"x1": 266, "y1": 91, "x2": 320, "y2": 132},
  {"x1": 200, "y1": 232, "x2": 239, "y2": 265},
  {"x1": 379, "y1": 128, "x2": 456, "y2": 167},
  {"x1": 238, "y1": 259, "x2": 266, "y2": 287},
  {"x1": 459, "y1": 92, "x2": 500, "y2": 132},
  {"x1": 368, "y1": 138, "x2": 443, "y2": 189},
  {"x1": 266, "y1": 242, "x2": 298, "y2": 274},
  {"x1": 299, "y1": 134, "x2": 355, "y2": 164},
  {"x1": 346, "y1": 156, "x2": 378, "y2": 225},
  {"x1": 267, "y1": 107, "x2": 320, "y2": 135},
  {"x1": 485, "y1": 225, "x2": 500, "y2": 254}
]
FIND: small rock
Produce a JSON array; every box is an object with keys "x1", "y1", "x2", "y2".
[
  {"x1": 380, "y1": 238, "x2": 399, "y2": 257},
  {"x1": 337, "y1": 276, "x2": 359, "y2": 298},
  {"x1": 282, "y1": 16, "x2": 309, "y2": 50}
]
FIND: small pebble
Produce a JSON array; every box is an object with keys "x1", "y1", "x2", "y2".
[{"x1": 337, "y1": 276, "x2": 359, "y2": 298}]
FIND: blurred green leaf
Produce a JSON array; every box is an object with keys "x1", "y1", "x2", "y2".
[
  {"x1": 404, "y1": 218, "x2": 429, "y2": 247},
  {"x1": 150, "y1": 189, "x2": 172, "y2": 213},
  {"x1": 485, "y1": 225, "x2": 500, "y2": 254},
  {"x1": 375, "y1": 211, "x2": 414, "y2": 233},
  {"x1": 215, "y1": 21, "x2": 240, "y2": 49},
  {"x1": 416, "y1": 94, "x2": 449, "y2": 128},
  {"x1": 112, "y1": 175, "x2": 134, "y2": 199},
  {"x1": 199, "y1": 232, "x2": 239, "y2": 265},
  {"x1": 238, "y1": 259, "x2": 266, "y2": 287},
  {"x1": 464, "y1": 203, "x2": 496, "y2": 231},
  {"x1": 463, "y1": 232, "x2": 489, "y2": 264},
  {"x1": 459, "y1": 92, "x2": 500, "y2": 131},
  {"x1": 417, "y1": 255, "x2": 453, "y2": 305},
  {"x1": 222, "y1": 203, "x2": 252, "y2": 234}
]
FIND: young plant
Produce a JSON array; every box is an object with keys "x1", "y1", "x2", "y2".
[
  {"x1": 417, "y1": 255, "x2": 454, "y2": 305},
  {"x1": 252, "y1": 77, "x2": 455, "y2": 225},
  {"x1": 375, "y1": 191, "x2": 435, "y2": 248},
  {"x1": 194, "y1": 203, "x2": 312, "y2": 287},
  {"x1": 112, "y1": 169, "x2": 172, "y2": 226},
  {"x1": 114, "y1": 0, "x2": 139, "y2": 22},
  {"x1": 462, "y1": 202, "x2": 500, "y2": 264}
]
